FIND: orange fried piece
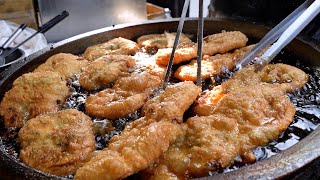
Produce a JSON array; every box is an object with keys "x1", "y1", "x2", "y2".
[
  {"x1": 137, "y1": 32, "x2": 193, "y2": 52},
  {"x1": 83, "y1": 37, "x2": 139, "y2": 61},
  {"x1": 202, "y1": 31, "x2": 248, "y2": 55},
  {"x1": 19, "y1": 109, "x2": 95, "y2": 176},
  {"x1": 142, "y1": 81, "x2": 201, "y2": 123},
  {"x1": 74, "y1": 120, "x2": 184, "y2": 180},
  {"x1": 0, "y1": 71, "x2": 69, "y2": 128},
  {"x1": 34, "y1": 53, "x2": 89, "y2": 80},
  {"x1": 174, "y1": 45, "x2": 254, "y2": 82},
  {"x1": 155, "y1": 42, "x2": 197, "y2": 66},
  {"x1": 79, "y1": 55, "x2": 135, "y2": 91},
  {"x1": 85, "y1": 89, "x2": 148, "y2": 119},
  {"x1": 155, "y1": 31, "x2": 248, "y2": 66},
  {"x1": 174, "y1": 55, "x2": 233, "y2": 82},
  {"x1": 144, "y1": 85, "x2": 295, "y2": 179},
  {"x1": 112, "y1": 71, "x2": 162, "y2": 94},
  {"x1": 193, "y1": 85, "x2": 226, "y2": 116}
]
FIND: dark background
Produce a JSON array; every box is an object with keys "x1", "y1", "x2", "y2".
[{"x1": 148, "y1": 0, "x2": 320, "y2": 42}]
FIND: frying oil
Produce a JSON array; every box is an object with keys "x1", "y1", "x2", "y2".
[{"x1": 0, "y1": 50, "x2": 319, "y2": 178}]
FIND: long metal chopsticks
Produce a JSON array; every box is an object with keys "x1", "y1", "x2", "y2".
[
  {"x1": 162, "y1": 0, "x2": 204, "y2": 89},
  {"x1": 162, "y1": 0, "x2": 190, "y2": 89},
  {"x1": 0, "y1": 11, "x2": 69, "y2": 67},
  {"x1": 196, "y1": 0, "x2": 204, "y2": 87},
  {"x1": 0, "y1": 24, "x2": 27, "y2": 55}
]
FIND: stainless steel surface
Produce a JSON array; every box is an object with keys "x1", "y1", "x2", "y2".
[
  {"x1": 37, "y1": 0, "x2": 147, "y2": 42},
  {"x1": 235, "y1": 0, "x2": 313, "y2": 70},
  {"x1": 257, "y1": 0, "x2": 320, "y2": 69},
  {"x1": 0, "y1": 48, "x2": 24, "y2": 70},
  {"x1": 163, "y1": 0, "x2": 190, "y2": 89}
]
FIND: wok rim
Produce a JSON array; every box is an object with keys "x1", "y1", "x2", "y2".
[{"x1": 0, "y1": 18, "x2": 319, "y2": 179}]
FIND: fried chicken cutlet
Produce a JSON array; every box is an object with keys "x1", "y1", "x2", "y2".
[
  {"x1": 142, "y1": 81, "x2": 201, "y2": 123},
  {"x1": 0, "y1": 71, "x2": 69, "y2": 128},
  {"x1": 79, "y1": 55, "x2": 135, "y2": 91},
  {"x1": 19, "y1": 109, "x2": 95, "y2": 176},
  {"x1": 155, "y1": 31, "x2": 248, "y2": 66},
  {"x1": 83, "y1": 37, "x2": 139, "y2": 61},
  {"x1": 194, "y1": 63, "x2": 308, "y2": 116},
  {"x1": 34, "y1": 53, "x2": 89, "y2": 80},
  {"x1": 174, "y1": 45, "x2": 254, "y2": 82},
  {"x1": 76, "y1": 81, "x2": 200, "y2": 180},
  {"x1": 75, "y1": 120, "x2": 184, "y2": 180},
  {"x1": 85, "y1": 70, "x2": 163, "y2": 119},
  {"x1": 144, "y1": 85, "x2": 295, "y2": 179},
  {"x1": 137, "y1": 32, "x2": 193, "y2": 52}
]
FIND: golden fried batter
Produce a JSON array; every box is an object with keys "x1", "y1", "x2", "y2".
[
  {"x1": 34, "y1": 53, "x2": 89, "y2": 80},
  {"x1": 260, "y1": 63, "x2": 309, "y2": 93},
  {"x1": 112, "y1": 71, "x2": 162, "y2": 94},
  {"x1": 174, "y1": 56, "x2": 233, "y2": 82},
  {"x1": 174, "y1": 45, "x2": 254, "y2": 82},
  {"x1": 142, "y1": 114, "x2": 238, "y2": 179},
  {"x1": 19, "y1": 109, "x2": 95, "y2": 176},
  {"x1": 193, "y1": 85, "x2": 226, "y2": 116},
  {"x1": 155, "y1": 42, "x2": 197, "y2": 66},
  {"x1": 194, "y1": 64, "x2": 308, "y2": 116},
  {"x1": 142, "y1": 81, "x2": 201, "y2": 123},
  {"x1": 77, "y1": 81, "x2": 201, "y2": 179},
  {"x1": 83, "y1": 37, "x2": 139, "y2": 61},
  {"x1": 220, "y1": 65, "x2": 261, "y2": 93},
  {"x1": 0, "y1": 71, "x2": 69, "y2": 128},
  {"x1": 222, "y1": 63, "x2": 308, "y2": 93},
  {"x1": 137, "y1": 32, "x2": 192, "y2": 52},
  {"x1": 155, "y1": 31, "x2": 248, "y2": 66},
  {"x1": 145, "y1": 85, "x2": 295, "y2": 179},
  {"x1": 79, "y1": 55, "x2": 135, "y2": 91},
  {"x1": 85, "y1": 89, "x2": 148, "y2": 119},
  {"x1": 75, "y1": 120, "x2": 184, "y2": 180},
  {"x1": 212, "y1": 85, "x2": 295, "y2": 162},
  {"x1": 85, "y1": 70, "x2": 163, "y2": 119},
  {"x1": 202, "y1": 31, "x2": 248, "y2": 55}
]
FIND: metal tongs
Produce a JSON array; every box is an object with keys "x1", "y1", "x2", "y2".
[
  {"x1": 162, "y1": 0, "x2": 319, "y2": 89},
  {"x1": 162, "y1": 0, "x2": 204, "y2": 89},
  {"x1": 236, "y1": 0, "x2": 320, "y2": 70}
]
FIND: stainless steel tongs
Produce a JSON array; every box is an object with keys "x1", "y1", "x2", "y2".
[
  {"x1": 162, "y1": 0, "x2": 319, "y2": 89},
  {"x1": 236, "y1": 0, "x2": 320, "y2": 70}
]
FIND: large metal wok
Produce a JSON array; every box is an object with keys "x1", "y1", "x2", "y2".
[{"x1": 0, "y1": 18, "x2": 319, "y2": 179}]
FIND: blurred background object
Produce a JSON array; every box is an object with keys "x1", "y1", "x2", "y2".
[
  {"x1": 0, "y1": 0, "x2": 318, "y2": 42},
  {"x1": 209, "y1": 0, "x2": 320, "y2": 42},
  {"x1": 35, "y1": 0, "x2": 147, "y2": 42},
  {"x1": 0, "y1": 20, "x2": 47, "y2": 56},
  {"x1": 189, "y1": 0, "x2": 210, "y2": 17},
  {"x1": 147, "y1": 0, "x2": 188, "y2": 17},
  {"x1": 147, "y1": 3, "x2": 171, "y2": 20},
  {"x1": 0, "y1": 0, "x2": 37, "y2": 29}
]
